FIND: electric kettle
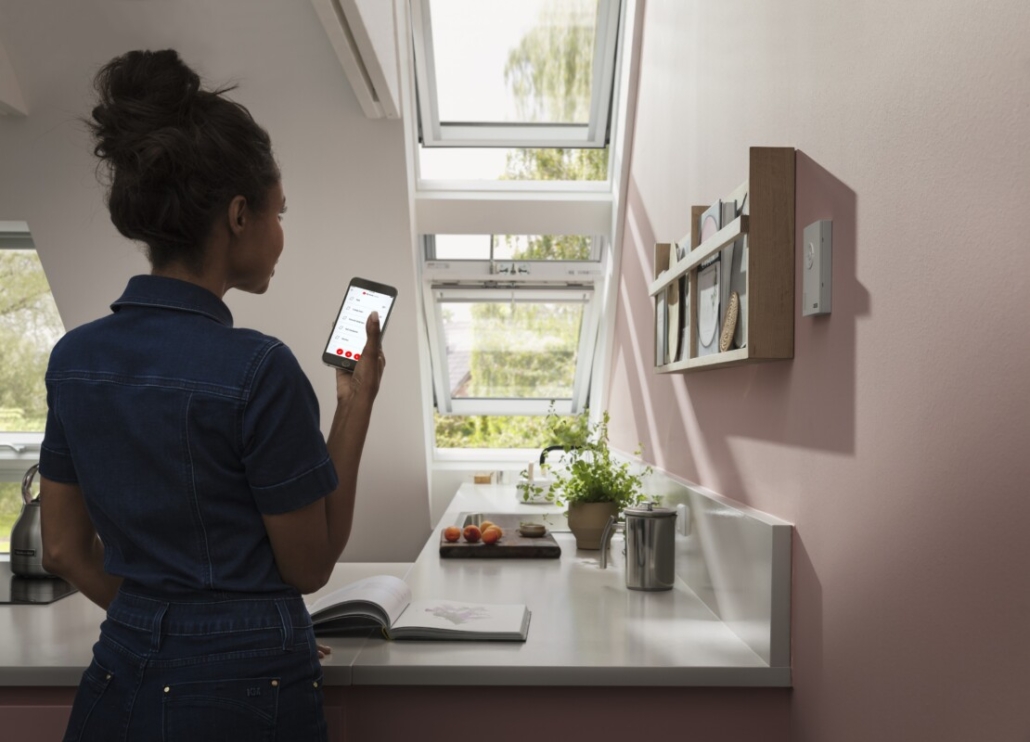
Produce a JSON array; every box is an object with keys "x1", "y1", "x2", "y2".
[
  {"x1": 599, "y1": 502, "x2": 676, "y2": 591},
  {"x1": 10, "y1": 463, "x2": 52, "y2": 578}
]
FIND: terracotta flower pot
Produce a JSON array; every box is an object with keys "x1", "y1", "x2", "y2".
[{"x1": 567, "y1": 501, "x2": 620, "y2": 550}]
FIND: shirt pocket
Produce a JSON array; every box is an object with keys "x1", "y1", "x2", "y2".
[{"x1": 161, "y1": 676, "x2": 279, "y2": 742}]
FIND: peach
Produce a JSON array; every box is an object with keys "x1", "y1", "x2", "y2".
[
  {"x1": 478, "y1": 520, "x2": 496, "y2": 533},
  {"x1": 481, "y1": 527, "x2": 502, "y2": 545},
  {"x1": 443, "y1": 526, "x2": 461, "y2": 543},
  {"x1": 462, "y1": 525, "x2": 482, "y2": 543}
]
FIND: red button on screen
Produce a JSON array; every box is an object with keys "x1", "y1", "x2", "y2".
[
  {"x1": 336, "y1": 349, "x2": 343, "y2": 355},
  {"x1": 354, "y1": 353, "x2": 361, "y2": 360},
  {"x1": 345, "y1": 351, "x2": 353, "y2": 358}
]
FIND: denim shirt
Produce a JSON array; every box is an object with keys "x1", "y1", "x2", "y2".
[{"x1": 39, "y1": 275, "x2": 338, "y2": 595}]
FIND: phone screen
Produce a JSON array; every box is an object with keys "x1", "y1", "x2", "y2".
[{"x1": 324, "y1": 285, "x2": 395, "y2": 363}]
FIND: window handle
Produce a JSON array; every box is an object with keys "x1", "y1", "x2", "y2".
[{"x1": 0, "y1": 443, "x2": 27, "y2": 453}]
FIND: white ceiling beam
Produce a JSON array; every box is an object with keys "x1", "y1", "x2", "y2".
[
  {"x1": 416, "y1": 191, "x2": 612, "y2": 236},
  {"x1": 0, "y1": 39, "x2": 27, "y2": 117}
]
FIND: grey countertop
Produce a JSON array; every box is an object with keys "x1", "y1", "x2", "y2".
[{"x1": 0, "y1": 484, "x2": 789, "y2": 687}]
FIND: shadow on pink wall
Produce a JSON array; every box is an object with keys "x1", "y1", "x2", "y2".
[{"x1": 611, "y1": 151, "x2": 868, "y2": 505}]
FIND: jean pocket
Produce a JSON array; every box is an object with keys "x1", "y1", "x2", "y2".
[
  {"x1": 161, "y1": 676, "x2": 279, "y2": 742},
  {"x1": 64, "y1": 658, "x2": 115, "y2": 742}
]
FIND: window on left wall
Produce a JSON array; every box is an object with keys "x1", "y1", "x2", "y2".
[{"x1": 0, "y1": 223, "x2": 65, "y2": 553}]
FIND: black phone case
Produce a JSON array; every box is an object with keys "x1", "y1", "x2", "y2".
[{"x1": 322, "y1": 278, "x2": 396, "y2": 370}]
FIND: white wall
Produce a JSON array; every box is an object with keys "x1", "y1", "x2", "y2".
[{"x1": 0, "y1": 0, "x2": 430, "y2": 561}]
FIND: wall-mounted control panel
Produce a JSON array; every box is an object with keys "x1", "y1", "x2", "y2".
[{"x1": 802, "y1": 220, "x2": 832, "y2": 316}]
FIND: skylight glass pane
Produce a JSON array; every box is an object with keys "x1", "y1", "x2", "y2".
[
  {"x1": 496, "y1": 234, "x2": 592, "y2": 261},
  {"x1": 428, "y1": 0, "x2": 599, "y2": 125},
  {"x1": 431, "y1": 234, "x2": 594, "y2": 261},
  {"x1": 432, "y1": 235, "x2": 492, "y2": 260},
  {"x1": 441, "y1": 300, "x2": 583, "y2": 399},
  {"x1": 419, "y1": 146, "x2": 608, "y2": 181}
]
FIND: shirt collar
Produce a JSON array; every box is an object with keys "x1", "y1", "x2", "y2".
[{"x1": 111, "y1": 275, "x2": 234, "y2": 327}]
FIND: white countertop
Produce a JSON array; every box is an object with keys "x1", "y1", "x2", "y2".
[
  {"x1": 339, "y1": 484, "x2": 788, "y2": 686},
  {"x1": 0, "y1": 484, "x2": 790, "y2": 687},
  {"x1": 0, "y1": 560, "x2": 410, "y2": 687}
]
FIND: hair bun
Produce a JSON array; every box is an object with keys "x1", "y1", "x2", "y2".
[
  {"x1": 86, "y1": 48, "x2": 279, "y2": 273},
  {"x1": 89, "y1": 49, "x2": 201, "y2": 166}
]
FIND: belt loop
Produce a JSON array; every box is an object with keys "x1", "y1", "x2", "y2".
[
  {"x1": 150, "y1": 602, "x2": 169, "y2": 654},
  {"x1": 275, "y1": 599, "x2": 293, "y2": 651}
]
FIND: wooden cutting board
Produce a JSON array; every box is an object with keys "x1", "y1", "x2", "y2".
[{"x1": 439, "y1": 513, "x2": 561, "y2": 559}]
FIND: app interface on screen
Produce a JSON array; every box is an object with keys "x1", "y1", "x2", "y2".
[{"x1": 325, "y1": 287, "x2": 394, "y2": 361}]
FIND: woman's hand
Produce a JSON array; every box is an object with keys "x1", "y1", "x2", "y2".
[
  {"x1": 317, "y1": 642, "x2": 332, "y2": 661},
  {"x1": 335, "y1": 312, "x2": 386, "y2": 402}
]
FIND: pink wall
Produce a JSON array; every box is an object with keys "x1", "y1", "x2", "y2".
[{"x1": 607, "y1": 1, "x2": 1030, "y2": 739}]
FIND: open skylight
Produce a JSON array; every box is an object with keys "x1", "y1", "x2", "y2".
[{"x1": 411, "y1": 0, "x2": 621, "y2": 149}]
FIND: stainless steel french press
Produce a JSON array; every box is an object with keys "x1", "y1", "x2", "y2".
[{"x1": 599, "y1": 502, "x2": 677, "y2": 591}]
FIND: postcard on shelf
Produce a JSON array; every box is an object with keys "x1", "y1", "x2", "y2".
[
  {"x1": 698, "y1": 200, "x2": 722, "y2": 247},
  {"x1": 656, "y1": 279, "x2": 668, "y2": 365},
  {"x1": 696, "y1": 200, "x2": 723, "y2": 357},
  {"x1": 679, "y1": 299, "x2": 689, "y2": 360},
  {"x1": 719, "y1": 199, "x2": 740, "y2": 348},
  {"x1": 675, "y1": 235, "x2": 690, "y2": 262},
  {"x1": 730, "y1": 189, "x2": 749, "y2": 348},
  {"x1": 307, "y1": 575, "x2": 531, "y2": 642},
  {"x1": 696, "y1": 257, "x2": 720, "y2": 357},
  {"x1": 666, "y1": 280, "x2": 681, "y2": 363},
  {"x1": 677, "y1": 276, "x2": 689, "y2": 362}
]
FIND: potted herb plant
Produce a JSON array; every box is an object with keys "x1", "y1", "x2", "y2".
[{"x1": 523, "y1": 409, "x2": 652, "y2": 549}]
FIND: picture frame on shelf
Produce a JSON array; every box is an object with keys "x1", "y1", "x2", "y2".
[
  {"x1": 729, "y1": 190, "x2": 749, "y2": 348},
  {"x1": 719, "y1": 199, "x2": 740, "y2": 349},
  {"x1": 696, "y1": 256, "x2": 720, "y2": 357},
  {"x1": 696, "y1": 200, "x2": 723, "y2": 358},
  {"x1": 667, "y1": 279, "x2": 681, "y2": 363},
  {"x1": 655, "y1": 277, "x2": 667, "y2": 366}
]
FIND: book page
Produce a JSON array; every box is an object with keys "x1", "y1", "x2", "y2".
[
  {"x1": 307, "y1": 575, "x2": 412, "y2": 627},
  {"x1": 391, "y1": 599, "x2": 529, "y2": 639}
]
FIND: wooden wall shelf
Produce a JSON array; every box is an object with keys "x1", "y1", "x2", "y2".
[{"x1": 651, "y1": 147, "x2": 796, "y2": 374}]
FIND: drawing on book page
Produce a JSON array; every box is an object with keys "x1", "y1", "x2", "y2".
[{"x1": 424, "y1": 604, "x2": 492, "y2": 625}]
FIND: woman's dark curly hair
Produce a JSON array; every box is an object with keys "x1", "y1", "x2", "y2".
[{"x1": 87, "y1": 49, "x2": 280, "y2": 273}]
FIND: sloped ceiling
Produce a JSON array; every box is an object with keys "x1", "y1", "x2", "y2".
[{"x1": 0, "y1": 0, "x2": 431, "y2": 561}]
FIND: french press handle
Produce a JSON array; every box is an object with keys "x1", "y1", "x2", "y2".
[{"x1": 598, "y1": 515, "x2": 621, "y2": 570}]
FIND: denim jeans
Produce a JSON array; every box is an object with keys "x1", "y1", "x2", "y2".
[{"x1": 64, "y1": 587, "x2": 328, "y2": 742}]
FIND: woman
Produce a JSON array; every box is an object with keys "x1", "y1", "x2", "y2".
[{"x1": 38, "y1": 49, "x2": 384, "y2": 741}]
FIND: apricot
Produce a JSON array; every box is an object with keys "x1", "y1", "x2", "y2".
[
  {"x1": 443, "y1": 526, "x2": 461, "y2": 543},
  {"x1": 481, "y1": 527, "x2": 502, "y2": 545},
  {"x1": 462, "y1": 525, "x2": 482, "y2": 543},
  {"x1": 478, "y1": 520, "x2": 496, "y2": 533}
]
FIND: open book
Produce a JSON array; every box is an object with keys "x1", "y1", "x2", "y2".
[{"x1": 306, "y1": 575, "x2": 531, "y2": 642}]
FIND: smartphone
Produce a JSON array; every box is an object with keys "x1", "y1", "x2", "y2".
[{"x1": 322, "y1": 277, "x2": 397, "y2": 372}]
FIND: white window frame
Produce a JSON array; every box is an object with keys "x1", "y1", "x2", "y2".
[
  {"x1": 0, "y1": 223, "x2": 46, "y2": 487},
  {"x1": 421, "y1": 249, "x2": 604, "y2": 417},
  {"x1": 410, "y1": 0, "x2": 622, "y2": 149},
  {"x1": 394, "y1": 0, "x2": 643, "y2": 459},
  {"x1": 0, "y1": 433, "x2": 41, "y2": 481}
]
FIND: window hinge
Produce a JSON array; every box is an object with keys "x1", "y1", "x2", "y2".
[{"x1": 492, "y1": 262, "x2": 530, "y2": 276}]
